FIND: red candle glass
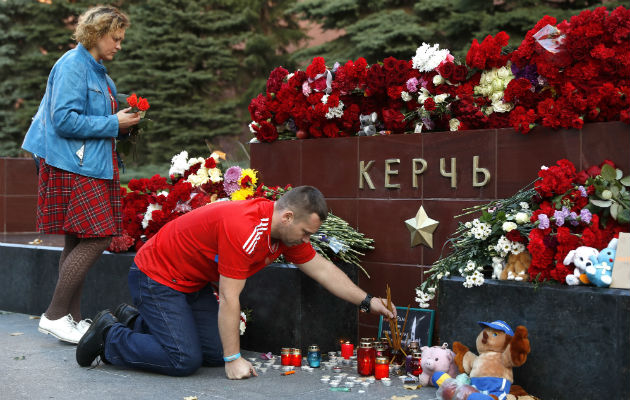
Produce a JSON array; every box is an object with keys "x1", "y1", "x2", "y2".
[
  {"x1": 375, "y1": 356, "x2": 389, "y2": 380},
  {"x1": 281, "y1": 348, "x2": 291, "y2": 366},
  {"x1": 411, "y1": 351, "x2": 423, "y2": 376},
  {"x1": 357, "y1": 341, "x2": 376, "y2": 376},
  {"x1": 341, "y1": 341, "x2": 354, "y2": 359},
  {"x1": 290, "y1": 348, "x2": 302, "y2": 367}
]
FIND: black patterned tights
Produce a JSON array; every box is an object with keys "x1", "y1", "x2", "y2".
[{"x1": 45, "y1": 234, "x2": 111, "y2": 321}]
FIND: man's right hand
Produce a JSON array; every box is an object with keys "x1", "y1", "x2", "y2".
[{"x1": 225, "y1": 357, "x2": 257, "y2": 380}]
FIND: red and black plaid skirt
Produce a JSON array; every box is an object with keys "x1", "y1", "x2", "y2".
[{"x1": 36, "y1": 148, "x2": 122, "y2": 238}]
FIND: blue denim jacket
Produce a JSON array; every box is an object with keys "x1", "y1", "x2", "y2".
[{"x1": 22, "y1": 43, "x2": 119, "y2": 179}]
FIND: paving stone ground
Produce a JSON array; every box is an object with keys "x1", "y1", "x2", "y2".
[{"x1": 0, "y1": 311, "x2": 439, "y2": 400}]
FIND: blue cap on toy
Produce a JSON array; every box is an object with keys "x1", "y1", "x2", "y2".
[{"x1": 477, "y1": 320, "x2": 514, "y2": 336}]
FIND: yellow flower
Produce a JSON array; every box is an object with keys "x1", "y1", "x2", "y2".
[
  {"x1": 231, "y1": 187, "x2": 254, "y2": 201},
  {"x1": 239, "y1": 168, "x2": 258, "y2": 187}
]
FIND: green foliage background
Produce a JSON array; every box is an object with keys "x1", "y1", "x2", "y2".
[{"x1": 0, "y1": 0, "x2": 624, "y2": 170}]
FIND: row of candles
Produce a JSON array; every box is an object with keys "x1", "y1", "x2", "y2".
[{"x1": 279, "y1": 338, "x2": 423, "y2": 380}]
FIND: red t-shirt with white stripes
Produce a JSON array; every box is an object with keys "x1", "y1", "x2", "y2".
[{"x1": 134, "y1": 198, "x2": 316, "y2": 293}]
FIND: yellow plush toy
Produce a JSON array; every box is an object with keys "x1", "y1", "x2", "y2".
[{"x1": 499, "y1": 251, "x2": 531, "y2": 281}]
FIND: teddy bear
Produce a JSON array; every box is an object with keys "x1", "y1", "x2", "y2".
[
  {"x1": 499, "y1": 251, "x2": 531, "y2": 281},
  {"x1": 418, "y1": 343, "x2": 459, "y2": 386},
  {"x1": 586, "y1": 238, "x2": 618, "y2": 288},
  {"x1": 357, "y1": 112, "x2": 378, "y2": 136},
  {"x1": 563, "y1": 246, "x2": 599, "y2": 285},
  {"x1": 450, "y1": 320, "x2": 530, "y2": 400}
]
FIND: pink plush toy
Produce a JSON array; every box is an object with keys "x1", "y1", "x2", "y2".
[{"x1": 418, "y1": 343, "x2": 459, "y2": 386}]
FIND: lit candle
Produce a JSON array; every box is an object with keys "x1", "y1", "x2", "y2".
[
  {"x1": 411, "y1": 351, "x2": 423, "y2": 376},
  {"x1": 357, "y1": 341, "x2": 376, "y2": 376},
  {"x1": 290, "y1": 348, "x2": 302, "y2": 367},
  {"x1": 281, "y1": 347, "x2": 291, "y2": 366},
  {"x1": 374, "y1": 356, "x2": 389, "y2": 380},
  {"x1": 341, "y1": 341, "x2": 354, "y2": 359}
]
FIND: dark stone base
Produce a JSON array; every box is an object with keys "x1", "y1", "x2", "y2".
[
  {"x1": 0, "y1": 244, "x2": 357, "y2": 355},
  {"x1": 438, "y1": 277, "x2": 630, "y2": 400},
  {"x1": 0, "y1": 244, "x2": 134, "y2": 318},
  {"x1": 240, "y1": 263, "x2": 358, "y2": 355}
]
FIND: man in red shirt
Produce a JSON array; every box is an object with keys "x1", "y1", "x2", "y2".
[{"x1": 76, "y1": 186, "x2": 396, "y2": 378}]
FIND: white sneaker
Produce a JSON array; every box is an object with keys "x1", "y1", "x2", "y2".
[
  {"x1": 38, "y1": 314, "x2": 83, "y2": 344},
  {"x1": 75, "y1": 319, "x2": 92, "y2": 336}
]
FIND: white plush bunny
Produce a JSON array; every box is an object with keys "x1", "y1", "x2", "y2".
[{"x1": 563, "y1": 246, "x2": 599, "y2": 285}]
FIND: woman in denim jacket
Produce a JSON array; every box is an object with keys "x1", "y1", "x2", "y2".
[{"x1": 22, "y1": 6, "x2": 140, "y2": 344}]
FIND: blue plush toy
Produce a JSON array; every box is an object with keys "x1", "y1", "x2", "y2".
[{"x1": 586, "y1": 238, "x2": 618, "y2": 288}]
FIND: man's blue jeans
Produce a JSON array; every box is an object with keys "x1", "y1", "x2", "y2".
[{"x1": 104, "y1": 263, "x2": 224, "y2": 376}]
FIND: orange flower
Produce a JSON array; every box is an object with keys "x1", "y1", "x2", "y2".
[
  {"x1": 137, "y1": 97, "x2": 150, "y2": 111},
  {"x1": 126, "y1": 93, "x2": 138, "y2": 108}
]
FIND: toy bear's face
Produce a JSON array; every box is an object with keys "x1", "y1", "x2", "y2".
[{"x1": 476, "y1": 327, "x2": 510, "y2": 353}]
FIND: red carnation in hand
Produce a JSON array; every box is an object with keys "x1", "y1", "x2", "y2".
[
  {"x1": 137, "y1": 97, "x2": 150, "y2": 112},
  {"x1": 126, "y1": 93, "x2": 138, "y2": 108}
]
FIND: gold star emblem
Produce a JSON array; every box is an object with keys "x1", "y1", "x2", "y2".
[{"x1": 405, "y1": 206, "x2": 439, "y2": 248}]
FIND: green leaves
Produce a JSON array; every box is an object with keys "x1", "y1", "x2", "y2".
[{"x1": 587, "y1": 165, "x2": 630, "y2": 224}]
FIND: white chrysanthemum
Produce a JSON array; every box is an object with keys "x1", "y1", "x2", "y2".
[
  {"x1": 519, "y1": 202, "x2": 530, "y2": 210},
  {"x1": 415, "y1": 289, "x2": 435, "y2": 308},
  {"x1": 472, "y1": 270, "x2": 485, "y2": 286},
  {"x1": 169, "y1": 151, "x2": 189, "y2": 176},
  {"x1": 465, "y1": 221, "x2": 472, "y2": 228},
  {"x1": 141, "y1": 203, "x2": 163, "y2": 229},
  {"x1": 412, "y1": 42, "x2": 452, "y2": 72},
  {"x1": 463, "y1": 276, "x2": 474, "y2": 288},
  {"x1": 472, "y1": 219, "x2": 481, "y2": 227},
  {"x1": 401, "y1": 91, "x2": 412, "y2": 102}
]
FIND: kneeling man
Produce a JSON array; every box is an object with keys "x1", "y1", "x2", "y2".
[{"x1": 76, "y1": 186, "x2": 395, "y2": 379}]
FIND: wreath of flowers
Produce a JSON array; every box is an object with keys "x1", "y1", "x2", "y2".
[
  {"x1": 415, "y1": 159, "x2": 630, "y2": 308},
  {"x1": 108, "y1": 152, "x2": 375, "y2": 275},
  {"x1": 249, "y1": 7, "x2": 629, "y2": 142}
]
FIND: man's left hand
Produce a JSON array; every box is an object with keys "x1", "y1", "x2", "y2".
[{"x1": 370, "y1": 297, "x2": 397, "y2": 319}]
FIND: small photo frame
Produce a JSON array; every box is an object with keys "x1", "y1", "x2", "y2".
[{"x1": 377, "y1": 307, "x2": 435, "y2": 348}]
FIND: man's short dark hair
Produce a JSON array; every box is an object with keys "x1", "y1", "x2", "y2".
[{"x1": 276, "y1": 186, "x2": 328, "y2": 222}]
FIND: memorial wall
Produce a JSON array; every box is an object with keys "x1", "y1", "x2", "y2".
[{"x1": 250, "y1": 121, "x2": 630, "y2": 338}]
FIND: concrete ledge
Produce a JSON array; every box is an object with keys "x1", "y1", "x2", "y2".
[
  {"x1": 0, "y1": 244, "x2": 357, "y2": 354},
  {"x1": 438, "y1": 276, "x2": 630, "y2": 400}
]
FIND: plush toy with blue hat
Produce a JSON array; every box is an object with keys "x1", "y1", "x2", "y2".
[{"x1": 448, "y1": 320, "x2": 531, "y2": 400}]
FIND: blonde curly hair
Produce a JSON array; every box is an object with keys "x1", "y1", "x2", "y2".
[{"x1": 73, "y1": 6, "x2": 130, "y2": 49}]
